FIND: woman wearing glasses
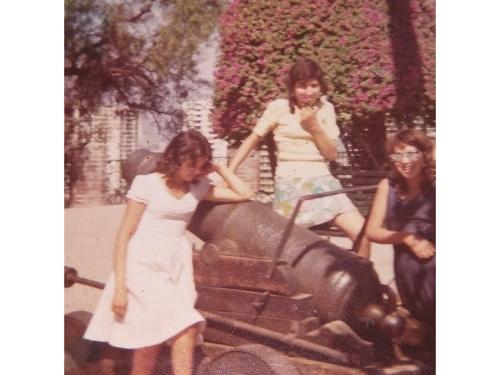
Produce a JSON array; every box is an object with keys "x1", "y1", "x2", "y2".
[{"x1": 366, "y1": 129, "x2": 435, "y2": 331}]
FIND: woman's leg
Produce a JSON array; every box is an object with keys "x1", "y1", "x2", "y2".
[
  {"x1": 98, "y1": 345, "x2": 120, "y2": 375},
  {"x1": 395, "y1": 250, "x2": 436, "y2": 327},
  {"x1": 332, "y1": 210, "x2": 371, "y2": 258},
  {"x1": 130, "y1": 344, "x2": 162, "y2": 375},
  {"x1": 170, "y1": 325, "x2": 199, "y2": 375}
]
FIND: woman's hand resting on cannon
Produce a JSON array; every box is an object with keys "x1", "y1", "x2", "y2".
[{"x1": 201, "y1": 162, "x2": 255, "y2": 201}]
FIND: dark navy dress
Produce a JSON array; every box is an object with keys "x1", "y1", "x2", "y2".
[{"x1": 385, "y1": 180, "x2": 436, "y2": 326}]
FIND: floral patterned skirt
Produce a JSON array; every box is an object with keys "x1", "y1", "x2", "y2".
[{"x1": 273, "y1": 174, "x2": 357, "y2": 228}]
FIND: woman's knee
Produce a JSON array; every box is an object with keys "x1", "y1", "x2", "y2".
[
  {"x1": 333, "y1": 211, "x2": 365, "y2": 239},
  {"x1": 171, "y1": 325, "x2": 199, "y2": 347}
]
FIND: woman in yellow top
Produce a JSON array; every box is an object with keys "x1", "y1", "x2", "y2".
[{"x1": 229, "y1": 58, "x2": 370, "y2": 256}]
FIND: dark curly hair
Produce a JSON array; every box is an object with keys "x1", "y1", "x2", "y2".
[
  {"x1": 155, "y1": 130, "x2": 212, "y2": 179},
  {"x1": 386, "y1": 129, "x2": 435, "y2": 193},
  {"x1": 286, "y1": 57, "x2": 328, "y2": 114}
]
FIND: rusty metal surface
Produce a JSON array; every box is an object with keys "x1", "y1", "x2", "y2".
[
  {"x1": 200, "y1": 310, "x2": 353, "y2": 367},
  {"x1": 121, "y1": 150, "x2": 161, "y2": 182},
  {"x1": 65, "y1": 311, "x2": 101, "y2": 375},
  {"x1": 196, "y1": 344, "x2": 301, "y2": 375},
  {"x1": 65, "y1": 266, "x2": 105, "y2": 290},
  {"x1": 201, "y1": 342, "x2": 364, "y2": 375},
  {"x1": 188, "y1": 201, "x2": 385, "y2": 332},
  {"x1": 195, "y1": 286, "x2": 315, "y2": 320},
  {"x1": 193, "y1": 253, "x2": 297, "y2": 295}
]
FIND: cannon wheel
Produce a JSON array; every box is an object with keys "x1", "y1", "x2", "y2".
[
  {"x1": 65, "y1": 310, "x2": 92, "y2": 349},
  {"x1": 65, "y1": 310, "x2": 100, "y2": 375},
  {"x1": 65, "y1": 351, "x2": 83, "y2": 375},
  {"x1": 196, "y1": 344, "x2": 300, "y2": 375}
]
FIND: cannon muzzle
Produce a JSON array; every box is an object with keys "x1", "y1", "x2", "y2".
[{"x1": 65, "y1": 266, "x2": 105, "y2": 290}]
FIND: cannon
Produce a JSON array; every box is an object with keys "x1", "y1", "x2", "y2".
[
  {"x1": 186, "y1": 200, "x2": 417, "y2": 362},
  {"x1": 64, "y1": 150, "x2": 432, "y2": 374},
  {"x1": 189, "y1": 200, "x2": 394, "y2": 333}
]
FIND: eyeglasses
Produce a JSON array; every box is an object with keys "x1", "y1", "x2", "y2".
[{"x1": 389, "y1": 151, "x2": 421, "y2": 162}]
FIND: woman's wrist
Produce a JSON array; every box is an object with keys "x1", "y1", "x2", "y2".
[
  {"x1": 213, "y1": 162, "x2": 228, "y2": 174},
  {"x1": 309, "y1": 120, "x2": 328, "y2": 136},
  {"x1": 114, "y1": 283, "x2": 127, "y2": 293},
  {"x1": 227, "y1": 162, "x2": 237, "y2": 172},
  {"x1": 305, "y1": 117, "x2": 321, "y2": 132},
  {"x1": 215, "y1": 163, "x2": 234, "y2": 181},
  {"x1": 309, "y1": 126, "x2": 322, "y2": 135},
  {"x1": 402, "y1": 233, "x2": 417, "y2": 247}
]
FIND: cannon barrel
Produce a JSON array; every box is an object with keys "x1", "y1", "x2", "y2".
[{"x1": 188, "y1": 201, "x2": 387, "y2": 333}]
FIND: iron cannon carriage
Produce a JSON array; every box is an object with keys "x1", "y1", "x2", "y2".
[{"x1": 64, "y1": 151, "x2": 432, "y2": 374}]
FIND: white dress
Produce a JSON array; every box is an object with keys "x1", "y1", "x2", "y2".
[{"x1": 83, "y1": 173, "x2": 210, "y2": 349}]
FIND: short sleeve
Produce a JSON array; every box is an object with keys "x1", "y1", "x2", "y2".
[
  {"x1": 252, "y1": 99, "x2": 285, "y2": 137},
  {"x1": 126, "y1": 174, "x2": 150, "y2": 204},
  {"x1": 318, "y1": 98, "x2": 340, "y2": 140},
  {"x1": 191, "y1": 177, "x2": 212, "y2": 201}
]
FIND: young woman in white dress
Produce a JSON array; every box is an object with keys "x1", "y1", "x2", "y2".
[{"x1": 83, "y1": 130, "x2": 253, "y2": 375}]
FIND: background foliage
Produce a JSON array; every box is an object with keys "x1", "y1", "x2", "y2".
[
  {"x1": 65, "y1": 0, "x2": 224, "y2": 123},
  {"x1": 64, "y1": 0, "x2": 224, "y2": 206},
  {"x1": 212, "y1": 0, "x2": 435, "y2": 168}
]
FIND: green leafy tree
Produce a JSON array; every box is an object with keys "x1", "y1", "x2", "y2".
[
  {"x1": 212, "y1": 0, "x2": 435, "y2": 168},
  {"x1": 65, "y1": 0, "x2": 224, "y2": 206},
  {"x1": 65, "y1": 0, "x2": 223, "y2": 121}
]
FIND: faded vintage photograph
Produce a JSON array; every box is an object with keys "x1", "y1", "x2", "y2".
[{"x1": 64, "y1": 1, "x2": 436, "y2": 374}]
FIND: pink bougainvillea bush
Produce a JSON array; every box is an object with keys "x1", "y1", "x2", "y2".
[{"x1": 212, "y1": 0, "x2": 435, "y2": 153}]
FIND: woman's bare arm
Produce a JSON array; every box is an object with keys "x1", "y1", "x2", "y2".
[
  {"x1": 366, "y1": 179, "x2": 435, "y2": 258},
  {"x1": 366, "y1": 179, "x2": 411, "y2": 244},
  {"x1": 204, "y1": 163, "x2": 254, "y2": 202},
  {"x1": 112, "y1": 200, "x2": 146, "y2": 318},
  {"x1": 228, "y1": 132, "x2": 262, "y2": 172}
]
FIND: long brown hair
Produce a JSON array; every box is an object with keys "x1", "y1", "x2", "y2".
[
  {"x1": 286, "y1": 57, "x2": 328, "y2": 114},
  {"x1": 386, "y1": 129, "x2": 435, "y2": 193},
  {"x1": 155, "y1": 130, "x2": 212, "y2": 179}
]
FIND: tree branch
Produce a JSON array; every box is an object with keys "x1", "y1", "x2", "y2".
[
  {"x1": 65, "y1": 66, "x2": 89, "y2": 77},
  {"x1": 127, "y1": 1, "x2": 154, "y2": 23}
]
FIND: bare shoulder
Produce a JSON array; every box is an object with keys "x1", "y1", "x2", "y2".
[
  {"x1": 265, "y1": 97, "x2": 287, "y2": 110},
  {"x1": 319, "y1": 96, "x2": 335, "y2": 108},
  {"x1": 134, "y1": 172, "x2": 157, "y2": 184},
  {"x1": 375, "y1": 178, "x2": 391, "y2": 195}
]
